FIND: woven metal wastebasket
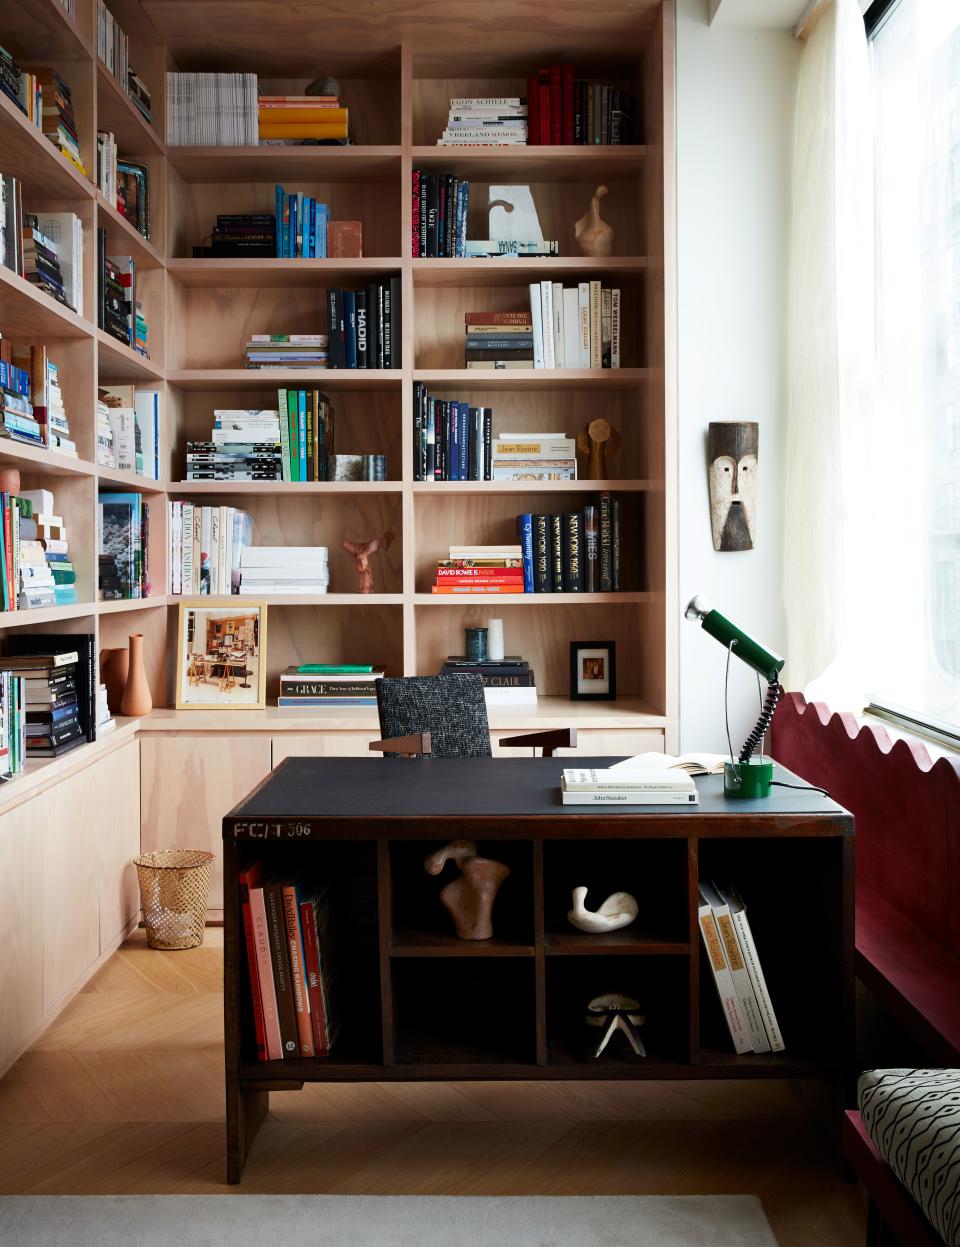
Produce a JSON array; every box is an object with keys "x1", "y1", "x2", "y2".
[{"x1": 134, "y1": 849, "x2": 214, "y2": 950}]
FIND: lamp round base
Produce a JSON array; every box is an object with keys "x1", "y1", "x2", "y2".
[{"x1": 724, "y1": 759, "x2": 773, "y2": 799}]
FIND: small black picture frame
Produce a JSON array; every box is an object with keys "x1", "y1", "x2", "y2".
[{"x1": 570, "y1": 641, "x2": 616, "y2": 701}]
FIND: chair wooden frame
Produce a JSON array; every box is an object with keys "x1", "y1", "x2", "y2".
[{"x1": 370, "y1": 727, "x2": 577, "y2": 758}]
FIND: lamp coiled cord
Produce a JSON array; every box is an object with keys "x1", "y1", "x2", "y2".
[{"x1": 738, "y1": 678, "x2": 781, "y2": 763}]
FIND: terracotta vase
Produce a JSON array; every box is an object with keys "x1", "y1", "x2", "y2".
[
  {"x1": 120, "y1": 633, "x2": 152, "y2": 716},
  {"x1": 100, "y1": 647, "x2": 130, "y2": 714},
  {"x1": 0, "y1": 466, "x2": 20, "y2": 494}
]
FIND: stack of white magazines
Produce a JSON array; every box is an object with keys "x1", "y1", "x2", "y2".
[{"x1": 561, "y1": 768, "x2": 698, "y2": 805}]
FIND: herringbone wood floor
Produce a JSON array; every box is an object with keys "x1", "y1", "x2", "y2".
[{"x1": 0, "y1": 931, "x2": 865, "y2": 1245}]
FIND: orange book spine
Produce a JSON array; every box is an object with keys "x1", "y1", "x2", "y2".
[
  {"x1": 430, "y1": 585, "x2": 525, "y2": 594},
  {"x1": 281, "y1": 885, "x2": 315, "y2": 1058},
  {"x1": 257, "y1": 107, "x2": 348, "y2": 123},
  {"x1": 258, "y1": 122, "x2": 349, "y2": 139}
]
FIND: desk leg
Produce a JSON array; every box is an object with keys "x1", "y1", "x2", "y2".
[{"x1": 227, "y1": 1083, "x2": 268, "y2": 1185}]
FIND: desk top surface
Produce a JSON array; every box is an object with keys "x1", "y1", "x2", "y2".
[{"x1": 225, "y1": 756, "x2": 852, "y2": 834}]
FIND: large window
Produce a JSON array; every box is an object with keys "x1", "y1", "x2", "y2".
[{"x1": 869, "y1": 0, "x2": 960, "y2": 733}]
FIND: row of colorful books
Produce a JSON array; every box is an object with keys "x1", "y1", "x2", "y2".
[
  {"x1": 279, "y1": 664, "x2": 385, "y2": 708},
  {"x1": 97, "y1": 236, "x2": 147, "y2": 356},
  {"x1": 240, "y1": 864, "x2": 338, "y2": 1061},
  {"x1": 167, "y1": 503, "x2": 252, "y2": 596},
  {"x1": 0, "y1": 51, "x2": 86, "y2": 173},
  {"x1": 0, "y1": 180, "x2": 83, "y2": 316},
  {"x1": 327, "y1": 282, "x2": 401, "y2": 369},
  {"x1": 98, "y1": 491, "x2": 150, "y2": 600},
  {"x1": 0, "y1": 344, "x2": 75, "y2": 455},
  {"x1": 527, "y1": 285, "x2": 622, "y2": 370},
  {"x1": 95, "y1": 134, "x2": 150, "y2": 241},
  {"x1": 1, "y1": 487, "x2": 78, "y2": 612},
  {"x1": 526, "y1": 67, "x2": 636, "y2": 145}
]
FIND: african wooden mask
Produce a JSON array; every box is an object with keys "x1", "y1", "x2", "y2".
[{"x1": 708, "y1": 422, "x2": 758, "y2": 552}]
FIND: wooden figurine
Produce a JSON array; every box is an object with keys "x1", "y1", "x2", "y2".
[
  {"x1": 708, "y1": 422, "x2": 758, "y2": 552},
  {"x1": 575, "y1": 185, "x2": 613, "y2": 257},
  {"x1": 424, "y1": 840, "x2": 510, "y2": 940},
  {"x1": 577, "y1": 417, "x2": 620, "y2": 479},
  {"x1": 585, "y1": 993, "x2": 647, "y2": 1058},
  {"x1": 342, "y1": 530, "x2": 394, "y2": 593}
]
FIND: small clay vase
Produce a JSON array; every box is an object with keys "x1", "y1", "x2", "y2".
[
  {"x1": 120, "y1": 633, "x2": 152, "y2": 716},
  {"x1": 0, "y1": 466, "x2": 21, "y2": 494},
  {"x1": 101, "y1": 647, "x2": 130, "y2": 714}
]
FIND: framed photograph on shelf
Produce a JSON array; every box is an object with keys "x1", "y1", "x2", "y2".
[
  {"x1": 175, "y1": 600, "x2": 267, "y2": 710},
  {"x1": 570, "y1": 641, "x2": 616, "y2": 701}
]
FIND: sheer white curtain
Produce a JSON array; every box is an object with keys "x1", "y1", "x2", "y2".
[{"x1": 783, "y1": 0, "x2": 877, "y2": 699}]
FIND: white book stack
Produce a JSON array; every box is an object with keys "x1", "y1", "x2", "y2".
[
  {"x1": 46, "y1": 361, "x2": 76, "y2": 457},
  {"x1": 165, "y1": 72, "x2": 259, "y2": 146},
  {"x1": 491, "y1": 432, "x2": 577, "y2": 482},
  {"x1": 439, "y1": 97, "x2": 528, "y2": 146},
  {"x1": 97, "y1": 682, "x2": 116, "y2": 734},
  {"x1": 238, "y1": 546, "x2": 330, "y2": 596},
  {"x1": 96, "y1": 399, "x2": 115, "y2": 468},
  {"x1": 528, "y1": 280, "x2": 620, "y2": 369},
  {"x1": 561, "y1": 768, "x2": 699, "y2": 805}
]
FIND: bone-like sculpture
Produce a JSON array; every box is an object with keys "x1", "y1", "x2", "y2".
[
  {"x1": 567, "y1": 886, "x2": 638, "y2": 934},
  {"x1": 424, "y1": 840, "x2": 510, "y2": 940}
]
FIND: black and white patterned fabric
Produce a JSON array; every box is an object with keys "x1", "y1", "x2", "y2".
[
  {"x1": 375, "y1": 675, "x2": 492, "y2": 758},
  {"x1": 859, "y1": 1068, "x2": 960, "y2": 1246}
]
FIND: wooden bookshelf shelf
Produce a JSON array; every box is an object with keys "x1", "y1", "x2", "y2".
[
  {"x1": 166, "y1": 368, "x2": 401, "y2": 391},
  {"x1": 95, "y1": 60, "x2": 164, "y2": 155},
  {"x1": 543, "y1": 932, "x2": 690, "y2": 956},
  {"x1": 96, "y1": 330, "x2": 164, "y2": 380},
  {"x1": 172, "y1": 479, "x2": 403, "y2": 495},
  {"x1": 0, "y1": 440, "x2": 96, "y2": 478},
  {"x1": 97, "y1": 595, "x2": 169, "y2": 613},
  {"x1": 164, "y1": 146, "x2": 403, "y2": 183},
  {"x1": 412, "y1": 368, "x2": 655, "y2": 389},
  {"x1": 412, "y1": 257, "x2": 653, "y2": 287},
  {"x1": 390, "y1": 932, "x2": 535, "y2": 957},
  {"x1": 0, "y1": 264, "x2": 93, "y2": 340},
  {"x1": 414, "y1": 591, "x2": 654, "y2": 606},
  {"x1": 411, "y1": 479, "x2": 655, "y2": 494},
  {"x1": 95, "y1": 465, "x2": 166, "y2": 492},
  {"x1": 167, "y1": 593, "x2": 403, "y2": 607},
  {"x1": 0, "y1": 90, "x2": 94, "y2": 202},
  {"x1": 410, "y1": 144, "x2": 651, "y2": 180},
  {"x1": 0, "y1": 602, "x2": 97, "y2": 628},
  {"x1": 166, "y1": 257, "x2": 402, "y2": 289},
  {"x1": 0, "y1": 0, "x2": 95, "y2": 61},
  {"x1": 95, "y1": 193, "x2": 164, "y2": 269}
]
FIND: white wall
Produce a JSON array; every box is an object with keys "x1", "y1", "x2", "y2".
[{"x1": 675, "y1": 0, "x2": 799, "y2": 751}]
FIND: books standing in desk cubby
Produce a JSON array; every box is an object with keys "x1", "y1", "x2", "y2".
[
  {"x1": 239, "y1": 862, "x2": 339, "y2": 1061},
  {"x1": 525, "y1": 64, "x2": 636, "y2": 146},
  {"x1": 167, "y1": 502, "x2": 253, "y2": 595},
  {"x1": 278, "y1": 663, "x2": 385, "y2": 708},
  {"x1": 97, "y1": 238, "x2": 148, "y2": 356},
  {"x1": 98, "y1": 491, "x2": 149, "y2": 600},
  {"x1": 529, "y1": 282, "x2": 620, "y2": 369},
  {"x1": 698, "y1": 881, "x2": 784, "y2": 1055},
  {"x1": 327, "y1": 280, "x2": 400, "y2": 369},
  {"x1": 520, "y1": 495, "x2": 620, "y2": 593}
]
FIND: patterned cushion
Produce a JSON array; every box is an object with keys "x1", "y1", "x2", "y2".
[
  {"x1": 859, "y1": 1068, "x2": 960, "y2": 1246},
  {"x1": 375, "y1": 675, "x2": 492, "y2": 758}
]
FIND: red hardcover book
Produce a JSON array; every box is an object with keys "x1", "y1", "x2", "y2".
[
  {"x1": 411, "y1": 168, "x2": 420, "y2": 257},
  {"x1": 282, "y1": 885, "x2": 315, "y2": 1057},
  {"x1": 562, "y1": 63, "x2": 575, "y2": 144},
  {"x1": 526, "y1": 75, "x2": 539, "y2": 146},
  {"x1": 239, "y1": 863, "x2": 268, "y2": 1062},
  {"x1": 263, "y1": 883, "x2": 300, "y2": 1058},
  {"x1": 433, "y1": 576, "x2": 524, "y2": 587},
  {"x1": 3, "y1": 495, "x2": 13, "y2": 611},
  {"x1": 435, "y1": 568, "x2": 525, "y2": 581},
  {"x1": 538, "y1": 71, "x2": 551, "y2": 145},
  {"x1": 299, "y1": 898, "x2": 329, "y2": 1054},
  {"x1": 464, "y1": 311, "x2": 531, "y2": 326},
  {"x1": 431, "y1": 584, "x2": 525, "y2": 594},
  {"x1": 549, "y1": 65, "x2": 562, "y2": 145}
]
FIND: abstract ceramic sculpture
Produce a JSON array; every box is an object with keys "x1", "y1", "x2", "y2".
[
  {"x1": 577, "y1": 417, "x2": 620, "y2": 480},
  {"x1": 585, "y1": 992, "x2": 647, "y2": 1058},
  {"x1": 120, "y1": 633, "x2": 152, "y2": 716},
  {"x1": 101, "y1": 647, "x2": 130, "y2": 714},
  {"x1": 575, "y1": 184, "x2": 613, "y2": 257},
  {"x1": 342, "y1": 530, "x2": 394, "y2": 593},
  {"x1": 567, "y1": 887, "x2": 638, "y2": 934},
  {"x1": 424, "y1": 840, "x2": 510, "y2": 941}
]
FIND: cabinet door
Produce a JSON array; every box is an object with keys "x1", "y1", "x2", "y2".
[
  {"x1": 140, "y1": 733, "x2": 272, "y2": 914},
  {"x1": 0, "y1": 800, "x2": 43, "y2": 1072},
  {"x1": 96, "y1": 740, "x2": 141, "y2": 951},
  {"x1": 491, "y1": 729, "x2": 664, "y2": 757},
  {"x1": 40, "y1": 767, "x2": 103, "y2": 1013},
  {"x1": 272, "y1": 733, "x2": 380, "y2": 764}
]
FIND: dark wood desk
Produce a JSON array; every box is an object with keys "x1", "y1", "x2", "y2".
[{"x1": 223, "y1": 756, "x2": 854, "y2": 1182}]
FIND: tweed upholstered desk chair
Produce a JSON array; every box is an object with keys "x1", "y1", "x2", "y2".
[{"x1": 370, "y1": 674, "x2": 576, "y2": 758}]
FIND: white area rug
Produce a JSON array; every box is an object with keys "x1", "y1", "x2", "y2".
[{"x1": 0, "y1": 1194, "x2": 778, "y2": 1246}]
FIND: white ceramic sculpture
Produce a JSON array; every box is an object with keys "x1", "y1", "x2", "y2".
[
  {"x1": 567, "y1": 886, "x2": 638, "y2": 934},
  {"x1": 488, "y1": 185, "x2": 544, "y2": 242},
  {"x1": 585, "y1": 993, "x2": 646, "y2": 1058}
]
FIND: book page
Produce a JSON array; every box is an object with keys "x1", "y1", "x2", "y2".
[{"x1": 608, "y1": 752, "x2": 727, "y2": 776}]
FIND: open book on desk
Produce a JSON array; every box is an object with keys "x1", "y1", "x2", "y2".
[{"x1": 608, "y1": 752, "x2": 727, "y2": 777}]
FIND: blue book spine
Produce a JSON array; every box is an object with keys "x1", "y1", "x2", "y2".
[
  {"x1": 458, "y1": 402, "x2": 469, "y2": 479},
  {"x1": 275, "y1": 184, "x2": 283, "y2": 258},
  {"x1": 0, "y1": 361, "x2": 29, "y2": 396},
  {"x1": 449, "y1": 402, "x2": 459, "y2": 482},
  {"x1": 319, "y1": 204, "x2": 328, "y2": 258},
  {"x1": 343, "y1": 290, "x2": 357, "y2": 367},
  {"x1": 426, "y1": 397, "x2": 436, "y2": 480},
  {"x1": 288, "y1": 193, "x2": 295, "y2": 258},
  {"x1": 297, "y1": 389, "x2": 307, "y2": 479},
  {"x1": 308, "y1": 198, "x2": 316, "y2": 258},
  {"x1": 278, "y1": 697, "x2": 378, "y2": 706},
  {"x1": 459, "y1": 182, "x2": 469, "y2": 257},
  {"x1": 47, "y1": 704, "x2": 77, "y2": 724},
  {"x1": 517, "y1": 514, "x2": 535, "y2": 593}
]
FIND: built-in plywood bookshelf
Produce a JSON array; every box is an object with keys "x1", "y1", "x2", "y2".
[{"x1": 0, "y1": 0, "x2": 676, "y2": 750}]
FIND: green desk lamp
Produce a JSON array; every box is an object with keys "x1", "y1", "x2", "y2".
[{"x1": 684, "y1": 595, "x2": 785, "y2": 798}]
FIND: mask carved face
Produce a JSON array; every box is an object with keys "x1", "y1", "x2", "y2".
[{"x1": 708, "y1": 422, "x2": 759, "y2": 551}]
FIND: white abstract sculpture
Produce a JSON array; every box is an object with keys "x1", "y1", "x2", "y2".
[
  {"x1": 567, "y1": 886, "x2": 638, "y2": 934},
  {"x1": 488, "y1": 185, "x2": 544, "y2": 242},
  {"x1": 585, "y1": 993, "x2": 646, "y2": 1058}
]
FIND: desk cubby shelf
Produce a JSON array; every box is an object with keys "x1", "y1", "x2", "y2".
[{"x1": 0, "y1": 0, "x2": 676, "y2": 745}]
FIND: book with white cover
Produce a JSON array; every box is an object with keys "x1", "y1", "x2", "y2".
[
  {"x1": 539, "y1": 280, "x2": 556, "y2": 369},
  {"x1": 578, "y1": 282, "x2": 590, "y2": 367},
  {"x1": 552, "y1": 281, "x2": 564, "y2": 368},
  {"x1": 697, "y1": 886, "x2": 751, "y2": 1054},
  {"x1": 562, "y1": 768, "x2": 696, "y2": 793},
  {"x1": 716, "y1": 884, "x2": 785, "y2": 1051},
  {"x1": 562, "y1": 288, "x2": 580, "y2": 372},
  {"x1": 529, "y1": 283, "x2": 545, "y2": 369},
  {"x1": 699, "y1": 881, "x2": 769, "y2": 1053},
  {"x1": 561, "y1": 788, "x2": 698, "y2": 805},
  {"x1": 609, "y1": 752, "x2": 727, "y2": 777}
]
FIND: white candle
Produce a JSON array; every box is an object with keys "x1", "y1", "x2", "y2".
[{"x1": 488, "y1": 618, "x2": 505, "y2": 661}]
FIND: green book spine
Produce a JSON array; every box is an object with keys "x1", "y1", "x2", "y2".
[
  {"x1": 277, "y1": 387, "x2": 291, "y2": 481},
  {"x1": 305, "y1": 391, "x2": 314, "y2": 482},
  {"x1": 297, "y1": 664, "x2": 374, "y2": 673},
  {"x1": 286, "y1": 390, "x2": 300, "y2": 483}
]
